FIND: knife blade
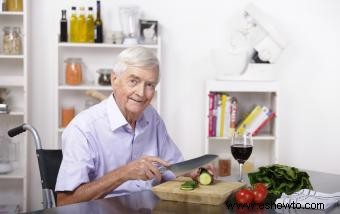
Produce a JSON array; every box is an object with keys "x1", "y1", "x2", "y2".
[{"x1": 159, "y1": 154, "x2": 218, "y2": 177}]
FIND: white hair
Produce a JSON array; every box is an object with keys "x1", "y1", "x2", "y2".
[{"x1": 113, "y1": 46, "x2": 160, "y2": 82}]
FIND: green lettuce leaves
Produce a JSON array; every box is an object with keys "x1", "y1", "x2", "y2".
[{"x1": 248, "y1": 164, "x2": 313, "y2": 196}]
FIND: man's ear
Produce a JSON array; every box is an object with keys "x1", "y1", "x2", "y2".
[
  {"x1": 111, "y1": 72, "x2": 118, "y2": 85},
  {"x1": 110, "y1": 72, "x2": 119, "y2": 93}
]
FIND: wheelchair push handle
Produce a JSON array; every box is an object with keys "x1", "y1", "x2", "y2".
[
  {"x1": 8, "y1": 123, "x2": 42, "y2": 150},
  {"x1": 8, "y1": 123, "x2": 27, "y2": 137}
]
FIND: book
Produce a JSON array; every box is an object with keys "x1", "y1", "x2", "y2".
[
  {"x1": 228, "y1": 96, "x2": 238, "y2": 136},
  {"x1": 223, "y1": 96, "x2": 231, "y2": 137},
  {"x1": 252, "y1": 111, "x2": 275, "y2": 136},
  {"x1": 219, "y1": 94, "x2": 228, "y2": 137},
  {"x1": 245, "y1": 106, "x2": 270, "y2": 136},
  {"x1": 236, "y1": 105, "x2": 262, "y2": 136},
  {"x1": 208, "y1": 92, "x2": 215, "y2": 137},
  {"x1": 216, "y1": 93, "x2": 222, "y2": 137}
]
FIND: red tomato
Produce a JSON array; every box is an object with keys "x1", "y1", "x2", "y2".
[
  {"x1": 253, "y1": 188, "x2": 268, "y2": 204},
  {"x1": 253, "y1": 183, "x2": 268, "y2": 192},
  {"x1": 235, "y1": 188, "x2": 254, "y2": 204}
]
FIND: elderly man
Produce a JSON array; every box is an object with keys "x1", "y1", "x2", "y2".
[{"x1": 55, "y1": 47, "x2": 183, "y2": 206}]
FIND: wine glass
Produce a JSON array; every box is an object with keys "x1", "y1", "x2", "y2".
[{"x1": 230, "y1": 133, "x2": 253, "y2": 182}]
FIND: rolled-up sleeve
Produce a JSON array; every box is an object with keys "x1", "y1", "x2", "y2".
[{"x1": 55, "y1": 124, "x2": 96, "y2": 192}]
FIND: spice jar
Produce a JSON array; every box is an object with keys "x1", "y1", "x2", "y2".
[
  {"x1": 65, "y1": 58, "x2": 83, "y2": 85},
  {"x1": 61, "y1": 105, "x2": 75, "y2": 127},
  {"x1": 2, "y1": 26, "x2": 22, "y2": 55},
  {"x1": 97, "y1": 68, "x2": 112, "y2": 86},
  {"x1": 218, "y1": 158, "x2": 231, "y2": 176}
]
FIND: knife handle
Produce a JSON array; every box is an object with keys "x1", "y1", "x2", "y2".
[{"x1": 158, "y1": 166, "x2": 167, "y2": 174}]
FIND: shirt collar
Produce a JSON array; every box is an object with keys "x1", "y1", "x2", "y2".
[{"x1": 106, "y1": 94, "x2": 149, "y2": 132}]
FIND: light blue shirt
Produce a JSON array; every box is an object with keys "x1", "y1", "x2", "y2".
[{"x1": 55, "y1": 94, "x2": 183, "y2": 197}]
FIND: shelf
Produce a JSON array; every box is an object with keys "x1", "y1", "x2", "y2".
[
  {"x1": 58, "y1": 42, "x2": 159, "y2": 49},
  {"x1": 0, "y1": 55, "x2": 24, "y2": 59},
  {"x1": 0, "y1": 11, "x2": 24, "y2": 16},
  {"x1": 0, "y1": 76, "x2": 24, "y2": 86},
  {"x1": 58, "y1": 85, "x2": 112, "y2": 91},
  {"x1": 0, "y1": 111, "x2": 24, "y2": 116},
  {"x1": 9, "y1": 107, "x2": 24, "y2": 116},
  {"x1": 209, "y1": 135, "x2": 276, "y2": 141},
  {"x1": 0, "y1": 167, "x2": 24, "y2": 180},
  {"x1": 207, "y1": 80, "x2": 279, "y2": 92}
]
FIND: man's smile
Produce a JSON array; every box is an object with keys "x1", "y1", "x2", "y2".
[{"x1": 130, "y1": 97, "x2": 144, "y2": 103}]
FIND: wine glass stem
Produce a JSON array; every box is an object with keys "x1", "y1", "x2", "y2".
[{"x1": 239, "y1": 163, "x2": 244, "y2": 182}]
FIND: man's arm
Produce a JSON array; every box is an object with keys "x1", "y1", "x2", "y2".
[{"x1": 57, "y1": 156, "x2": 169, "y2": 206}]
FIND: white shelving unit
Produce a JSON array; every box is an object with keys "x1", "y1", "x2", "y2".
[
  {"x1": 205, "y1": 80, "x2": 279, "y2": 170},
  {"x1": 54, "y1": 40, "x2": 162, "y2": 148},
  {"x1": 0, "y1": 2, "x2": 29, "y2": 212}
]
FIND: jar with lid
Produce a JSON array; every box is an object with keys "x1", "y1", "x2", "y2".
[
  {"x1": 64, "y1": 58, "x2": 83, "y2": 85},
  {"x1": 2, "y1": 26, "x2": 22, "y2": 55},
  {"x1": 97, "y1": 68, "x2": 112, "y2": 86}
]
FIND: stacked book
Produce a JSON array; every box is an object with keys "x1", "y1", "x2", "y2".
[
  {"x1": 208, "y1": 92, "x2": 237, "y2": 137},
  {"x1": 236, "y1": 105, "x2": 275, "y2": 136}
]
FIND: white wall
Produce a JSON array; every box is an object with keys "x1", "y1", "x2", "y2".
[{"x1": 29, "y1": 0, "x2": 340, "y2": 211}]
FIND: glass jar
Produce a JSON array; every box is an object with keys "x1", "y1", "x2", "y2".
[
  {"x1": 0, "y1": 135, "x2": 13, "y2": 174},
  {"x1": 2, "y1": 26, "x2": 22, "y2": 55},
  {"x1": 61, "y1": 105, "x2": 75, "y2": 127},
  {"x1": 6, "y1": 0, "x2": 23, "y2": 11},
  {"x1": 65, "y1": 58, "x2": 83, "y2": 85},
  {"x1": 97, "y1": 68, "x2": 112, "y2": 86}
]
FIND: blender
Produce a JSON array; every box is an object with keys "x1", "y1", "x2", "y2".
[{"x1": 119, "y1": 6, "x2": 140, "y2": 45}]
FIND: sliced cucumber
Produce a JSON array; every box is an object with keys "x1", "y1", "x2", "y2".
[
  {"x1": 198, "y1": 172, "x2": 213, "y2": 185},
  {"x1": 196, "y1": 167, "x2": 214, "y2": 185},
  {"x1": 180, "y1": 180, "x2": 198, "y2": 191}
]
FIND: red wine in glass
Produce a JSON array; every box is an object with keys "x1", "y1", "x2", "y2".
[
  {"x1": 230, "y1": 134, "x2": 253, "y2": 182},
  {"x1": 231, "y1": 144, "x2": 253, "y2": 164}
]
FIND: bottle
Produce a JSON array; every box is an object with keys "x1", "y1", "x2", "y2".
[
  {"x1": 60, "y1": 10, "x2": 68, "y2": 42},
  {"x1": 70, "y1": 6, "x2": 78, "y2": 42},
  {"x1": 94, "y1": 0, "x2": 103, "y2": 43},
  {"x1": 86, "y1": 7, "x2": 94, "y2": 43},
  {"x1": 6, "y1": 0, "x2": 23, "y2": 11},
  {"x1": 77, "y1": 7, "x2": 87, "y2": 43}
]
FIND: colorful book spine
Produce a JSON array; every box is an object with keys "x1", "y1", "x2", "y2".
[
  {"x1": 252, "y1": 111, "x2": 275, "y2": 136},
  {"x1": 236, "y1": 105, "x2": 263, "y2": 136},
  {"x1": 223, "y1": 96, "x2": 231, "y2": 137},
  {"x1": 208, "y1": 92, "x2": 215, "y2": 137},
  {"x1": 246, "y1": 106, "x2": 270, "y2": 136},
  {"x1": 216, "y1": 93, "x2": 222, "y2": 137},
  {"x1": 228, "y1": 96, "x2": 238, "y2": 136},
  {"x1": 220, "y1": 94, "x2": 227, "y2": 137}
]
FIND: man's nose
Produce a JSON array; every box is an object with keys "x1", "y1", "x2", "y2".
[{"x1": 135, "y1": 83, "x2": 145, "y2": 96}]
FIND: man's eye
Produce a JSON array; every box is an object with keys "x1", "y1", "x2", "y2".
[
  {"x1": 129, "y1": 79, "x2": 138, "y2": 85},
  {"x1": 146, "y1": 83, "x2": 156, "y2": 90}
]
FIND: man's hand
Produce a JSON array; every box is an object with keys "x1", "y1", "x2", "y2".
[
  {"x1": 188, "y1": 163, "x2": 217, "y2": 179},
  {"x1": 121, "y1": 156, "x2": 169, "y2": 182}
]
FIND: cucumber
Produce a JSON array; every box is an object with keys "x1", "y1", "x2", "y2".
[
  {"x1": 180, "y1": 180, "x2": 198, "y2": 191},
  {"x1": 197, "y1": 167, "x2": 214, "y2": 185}
]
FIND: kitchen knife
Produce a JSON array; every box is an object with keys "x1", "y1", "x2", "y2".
[{"x1": 159, "y1": 154, "x2": 218, "y2": 177}]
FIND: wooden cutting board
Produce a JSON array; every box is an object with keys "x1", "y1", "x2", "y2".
[{"x1": 152, "y1": 177, "x2": 245, "y2": 205}]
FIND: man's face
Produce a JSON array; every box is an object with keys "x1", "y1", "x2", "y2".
[{"x1": 111, "y1": 66, "x2": 158, "y2": 119}]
